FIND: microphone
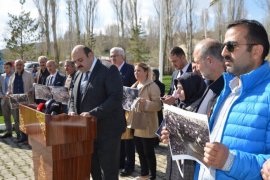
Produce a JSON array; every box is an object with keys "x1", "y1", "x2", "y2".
[{"x1": 37, "y1": 103, "x2": 45, "y2": 112}]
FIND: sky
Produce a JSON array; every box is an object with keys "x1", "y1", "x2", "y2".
[{"x1": 0, "y1": 0, "x2": 266, "y2": 50}]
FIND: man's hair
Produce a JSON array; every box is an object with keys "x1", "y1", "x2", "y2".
[
  {"x1": 83, "y1": 46, "x2": 92, "y2": 57},
  {"x1": 4, "y1": 62, "x2": 12, "y2": 67},
  {"x1": 65, "y1": 60, "x2": 75, "y2": 68},
  {"x1": 38, "y1": 56, "x2": 48, "y2": 62},
  {"x1": 227, "y1": 19, "x2": 269, "y2": 59},
  {"x1": 199, "y1": 39, "x2": 223, "y2": 61},
  {"x1": 169, "y1": 46, "x2": 186, "y2": 57},
  {"x1": 110, "y1": 47, "x2": 125, "y2": 57}
]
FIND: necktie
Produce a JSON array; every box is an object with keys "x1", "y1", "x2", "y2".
[
  {"x1": 177, "y1": 70, "x2": 183, "y2": 78},
  {"x1": 49, "y1": 76, "x2": 53, "y2": 86},
  {"x1": 80, "y1": 72, "x2": 89, "y2": 95}
]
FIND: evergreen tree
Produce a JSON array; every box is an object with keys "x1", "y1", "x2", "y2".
[
  {"x1": 4, "y1": 10, "x2": 39, "y2": 60},
  {"x1": 128, "y1": 20, "x2": 149, "y2": 63}
]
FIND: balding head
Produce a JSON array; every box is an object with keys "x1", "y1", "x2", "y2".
[
  {"x1": 194, "y1": 38, "x2": 224, "y2": 61},
  {"x1": 46, "y1": 60, "x2": 57, "y2": 74},
  {"x1": 193, "y1": 38, "x2": 225, "y2": 81},
  {"x1": 71, "y1": 45, "x2": 94, "y2": 73}
]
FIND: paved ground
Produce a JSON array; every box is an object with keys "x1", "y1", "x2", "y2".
[{"x1": 0, "y1": 132, "x2": 168, "y2": 180}]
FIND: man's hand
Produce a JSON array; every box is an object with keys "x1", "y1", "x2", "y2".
[
  {"x1": 80, "y1": 112, "x2": 91, "y2": 117},
  {"x1": 160, "y1": 127, "x2": 170, "y2": 144},
  {"x1": 68, "y1": 112, "x2": 77, "y2": 116},
  {"x1": 161, "y1": 95, "x2": 175, "y2": 105},
  {"x1": 261, "y1": 159, "x2": 270, "y2": 180},
  {"x1": 203, "y1": 142, "x2": 229, "y2": 169}
]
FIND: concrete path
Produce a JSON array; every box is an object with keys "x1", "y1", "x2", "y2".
[{"x1": 0, "y1": 134, "x2": 168, "y2": 180}]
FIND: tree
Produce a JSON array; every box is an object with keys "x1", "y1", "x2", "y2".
[
  {"x1": 74, "y1": 0, "x2": 80, "y2": 44},
  {"x1": 50, "y1": 0, "x2": 60, "y2": 63},
  {"x1": 111, "y1": 0, "x2": 125, "y2": 41},
  {"x1": 227, "y1": 0, "x2": 246, "y2": 22},
  {"x1": 33, "y1": 0, "x2": 50, "y2": 56},
  {"x1": 4, "y1": 11, "x2": 39, "y2": 60},
  {"x1": 83, "y1": 0, "x2": 98, "y2": 49},
  {"x1": 185, "y1": 0, "x2": 195, "y2": 61},
  {"x1": 213, "y1": 0, "x2": 225, "y2": 42},
  {"x1": 125, "y1": 0, "x2": 148, "y2": 62},
  {"x1": 66, "y1": 0, "x2": 74, "y2": 53},
  {"x1": 129, "y1": 20, "x2": 148, "y2": 62}
]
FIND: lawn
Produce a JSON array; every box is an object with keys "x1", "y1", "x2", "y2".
[
  {"x1": 0, "y1": 116, "x2": 3, "y2": 124},
  {"x1": 0, "y1": 75, "x2": 172, "y2": 124},
  {"x1": 162, "y1": 75, "x2": 172, "y2": 93}
]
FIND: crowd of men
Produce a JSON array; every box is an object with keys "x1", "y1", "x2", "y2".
[{"x1": 0, "y1": 18, "x2": 270, "y2": 180}]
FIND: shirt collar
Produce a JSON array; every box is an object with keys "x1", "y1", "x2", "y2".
[
  {"x1": 88, "y1": 57, "x2": 97, "y2": 73},
  {"x1": 181, "y1": 63, "x2": 190, "y2": 73},
  {"x1": 229, "y1": 76, "x2": 241, "y2": 93},
  {"x1": 51, "y1": 71, "x2": 57, "y2": 78},
  {"x1": 118, "y1": 61, "x2": 125, "y2": 71}
]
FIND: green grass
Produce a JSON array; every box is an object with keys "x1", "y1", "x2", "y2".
[
  {"x1": 163, "y1": 75, "x2": 172, "y2": 93},
  {"x1": 0, "y1": 116, "x2": 4, "y2": 124}
]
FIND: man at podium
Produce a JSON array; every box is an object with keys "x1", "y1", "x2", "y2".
[{"x1": 69, "y1": 45, "x2": 125, "y2": 180}]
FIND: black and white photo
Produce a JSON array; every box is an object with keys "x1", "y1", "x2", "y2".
[
  {"x1": 163, "y1": 104, "x2": 210, "y2": 167},
  {"x1": 122, "y1": 86, "x2": 139, "y2": 111},
  {"x1": 9, "y1": 94, "x2": 29, "y2": 109},
  {"x1": 34, "y1": 83, "x2": 69, "y2": 105}
]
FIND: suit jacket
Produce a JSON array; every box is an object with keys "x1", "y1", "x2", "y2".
[
  {"x1": 68, "y1": 59, "x2": 125, "y2": 139},
  {"x1": 35, "y1": 68, "x2": 50, "y2": 85},
  {"x1": 120, "y1": 62, "x2": 136, "y2": 87},
  {"x1": 168, "y1": 63, "x2": 192, "y2": 95},
  {"x1": 0, "y1": 72, "x2": 13, "y2": 97},
  {"x1": 46, "y1": 72, "x2": 66, "y2": 86}
]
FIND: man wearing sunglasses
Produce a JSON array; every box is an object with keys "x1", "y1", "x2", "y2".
[{"x1": 195, "y1": 19, "x2": 270, "y2": 179}]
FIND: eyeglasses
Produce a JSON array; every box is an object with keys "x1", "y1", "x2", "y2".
[
  {"x1": 110, "y1": 55, "x2": 119, "y2": 58},
  {"x1": 222, "y1": 41, "x2": 259, "y2": 52}
]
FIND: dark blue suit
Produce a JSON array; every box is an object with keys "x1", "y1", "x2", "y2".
[
  {"x1": 69, "y1": 59, "x2": 125, "y2": 179},
  {"x1": 119, "y1": 62, "x2": 136, "y2": 173},
  {"x1": 45, "y1": 72, "x2": 66, "y2": 86}
]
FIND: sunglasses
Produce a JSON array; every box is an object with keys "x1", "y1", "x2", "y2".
[{"x1": 222, "y1": 41, "x2": 258, "y2": 52}]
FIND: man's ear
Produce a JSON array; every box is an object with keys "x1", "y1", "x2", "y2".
[
  {"x1": 252, "y1": 44, "x2": 264, "y2": 60},
  {"x1": 206, "y1": 56, "x2": 212, "y2": 64}
]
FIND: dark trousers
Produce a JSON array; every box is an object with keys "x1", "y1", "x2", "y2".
[
  {"x1": 119, "y1": 139, "x2": 135, "y2": 170},
  {"x1": 91, "y1": 134, "x2": 121, "y2": 180},
  {"x1": 134, "y1": 136, "x2": 156, "y2": 178}
]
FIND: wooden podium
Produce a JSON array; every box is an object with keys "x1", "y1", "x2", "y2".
[{"x1": 19, "y1": 104, "x2": 97, "y2": 180}]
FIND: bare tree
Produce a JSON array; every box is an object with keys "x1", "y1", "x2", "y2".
[
  {"x1": 213, "y1": 0, "x2": 225, "y2": 42},
  {"x1": 153, "y1": 0, "x2": 184, "y2": 72},
  {"x1": 33, "y1": 0, "x2": 50, "y2": 56},
  {"x1": 227, "y1": 0, "x2": 246, "y2": 23},
  {"x1": 185, "y1": 0, "x2": 195, "y2": 61},
  {"x1": 83, "y1": 0, "x2": 99, "y2": 48},
  {"x1": 111, "y1": 0, "x2": 125, "y2": 39},
  {"x1": 201, "y1": 9, "x2": 209, "y2": 39},
  {"x1": 74, "y1": 0, "x2": 80, "y2": 44},
  {"x1": 50, "y1": 0, "x2": 60, "y2": 63},
  {"x1": 66, "y1": 0, "x2": 74, "y2": 52}
]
